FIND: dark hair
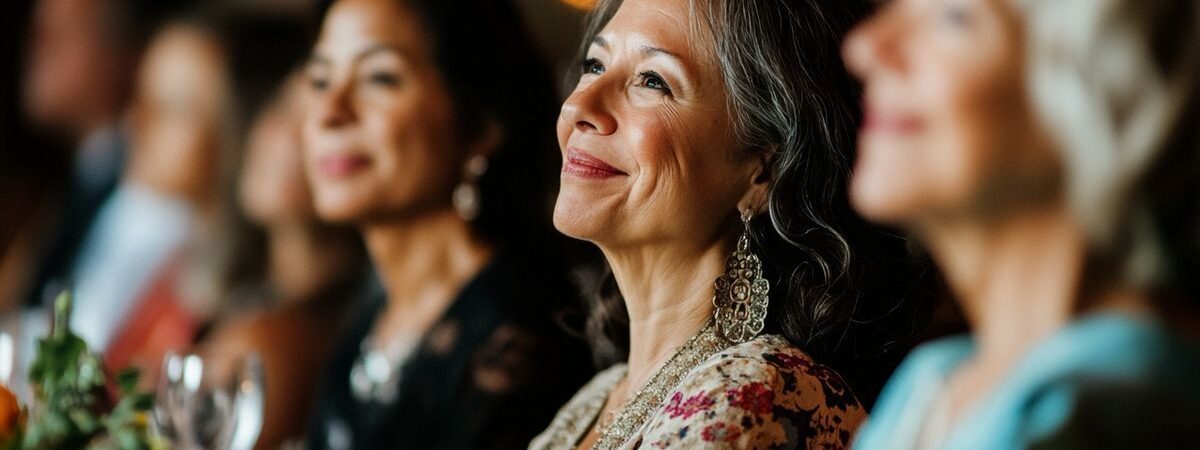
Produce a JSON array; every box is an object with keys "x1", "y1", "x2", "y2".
[
  {"x1": 316, "y1": 0, "x2": 562, "y2": 251},
  {"x1": 163, "y1": 6, "x2": 327, "y2": 298},
  {"x1": 104, "y1": 0, "x2": 201, "y2": 54},
  {"x1": 577, "y1": 0, "x2": 934, "y2": 405},
  {"x1": 174, "y1": 6, "x2": 316, "y2": 136}
]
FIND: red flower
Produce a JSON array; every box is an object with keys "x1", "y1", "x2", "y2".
[
  {"x1": 701, "y1": 422, "x2": 742, "y2": 442},
  {"x1": 765, "y1": 352, "x2": 810, "y2": 369},
  {"x1": 726, "y1": 382, "x2": 775, "y2": 415},
  {"x1": 664, "y1": 391, "x2": 716, "y2": 419}
]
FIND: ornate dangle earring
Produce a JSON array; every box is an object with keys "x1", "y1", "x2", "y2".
[
  {"x1": 452, "y1": 155, "x2": 489, "y2": 221},
  {"x1": 712, "y1": 209, "x2": 770, "y2": 343}
]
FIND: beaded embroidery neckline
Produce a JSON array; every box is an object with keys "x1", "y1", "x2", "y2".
[{"x1": 533, "y1": 319, "x2": 730, "y2": 450}]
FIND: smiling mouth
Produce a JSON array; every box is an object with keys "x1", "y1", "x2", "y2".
[
  {"x1": 563, "y1": 148, "x2": 627, "y2": 179},
  {"x1": 317, "y1": 153, "x2": 372, "y2": 178},
  {"x1": 862, "y1": 108, "x2": 924, "y2": 135}
]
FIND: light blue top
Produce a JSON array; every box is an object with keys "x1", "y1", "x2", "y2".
[{"x1": 853, "y1": 313, "x2": 1200, "y2": 450}]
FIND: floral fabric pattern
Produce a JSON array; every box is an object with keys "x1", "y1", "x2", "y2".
[
  {"x1": 529, "y1": 334, "x2": 866, "y2": 450},
  {"x1": 640, "y1": 335, "x2": 866, "y2": 449}
]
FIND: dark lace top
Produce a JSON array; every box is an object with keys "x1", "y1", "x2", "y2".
[{"x1": 306, "y1": 251, "x2": 595, "y2": 450}]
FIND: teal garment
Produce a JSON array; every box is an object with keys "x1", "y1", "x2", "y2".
[{"x1": 853, "y1": 313, "x2": 1200, "y2": 450}]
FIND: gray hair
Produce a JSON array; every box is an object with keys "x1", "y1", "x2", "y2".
[
  {"x1": 1022, "y1": 0, "x2": 1200, "y2": 295},
  {"x1": 576, "y1": 0, "x2": 933, "y2": 401}
]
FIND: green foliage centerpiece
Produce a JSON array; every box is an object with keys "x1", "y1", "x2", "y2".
[{"x1": 1, "y1": 292, "x2": 167, "y2": 450}]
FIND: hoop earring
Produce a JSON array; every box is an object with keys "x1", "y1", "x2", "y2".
[
  {"x1": 453, "y1": 155, "x2": 489, "y2": 221},
  {"x1": 712, "y1": 209, "x2": 769, "y2": 344}
]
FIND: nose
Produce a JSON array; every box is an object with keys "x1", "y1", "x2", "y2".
[
  {"x1": 560, "y1": 78, "x2": 617, "y2": 136},
  {"x1": 843, "y1": 9, "x2": 903, "y2": 81},
  {"x1": 311, "y1": 77, "x2": 356, "y2": 130}
]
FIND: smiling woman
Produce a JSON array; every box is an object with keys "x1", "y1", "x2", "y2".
[
  {"x1": 531, "y1": 0, "x2": 932, "y2": 449},
  {"x1": 844, "y1": 0, "x2": 1200, "y2": 448},
  {"x1": 299, "y1": 0, "x2": 595, "y2": 449}
]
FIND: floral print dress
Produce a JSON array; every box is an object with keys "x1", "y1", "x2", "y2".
[{"x1": 530, "y1": 334, "x2": 866, "y2": 449}]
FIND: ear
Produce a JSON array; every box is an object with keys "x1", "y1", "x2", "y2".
[{"x1": 736, "y1": 151, "x2": 771, "y2": 216}]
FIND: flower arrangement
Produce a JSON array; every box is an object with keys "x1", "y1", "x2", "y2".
[{"x1": 0, "y1": 292, "x2": 166, "y2": 450}]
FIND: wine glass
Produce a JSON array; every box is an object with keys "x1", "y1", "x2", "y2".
[
  {"x1": 0, "y1": 310, "x2": 41, "y2": 405},
  {"x1": 156, "y1": 351, "x2": 265, "y2": 450}
]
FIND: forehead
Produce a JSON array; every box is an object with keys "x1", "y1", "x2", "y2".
[
  {"x1": 598, "y1": 0, "x2": 710, "y2": 57},
  {"x1": 317, "y1": 0, "x2": 427, "y2": 55}
]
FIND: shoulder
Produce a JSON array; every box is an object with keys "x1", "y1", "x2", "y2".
[
  {"x1": 641, "y1": 335, "x2": 865, "y2": 450},
  {"x1": 851, "y1": 336, "x2": 973, "y2": 448},
  {"x1": 1011, "y1": 316, "x2": 1200, "y2": 448}
]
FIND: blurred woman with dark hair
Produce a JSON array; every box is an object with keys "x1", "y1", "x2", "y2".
[
  {"x1": 200, "y1": 72, "x2": 374, "y2": 449},
  {"x1": 103, "y1": 5, "x2": 327, "y2": 387},
  {"x1": 845, "y1": 0, "x2": 1200, "y2": 448},
  {"x1": 300, "y1": 0, "x2": 594, "y2": 448}
]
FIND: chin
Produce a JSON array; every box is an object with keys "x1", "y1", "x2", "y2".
[
  {"x1": 552, "y1": 203, "x2": 594, "y2": 241},
  {"x1": 850, "y1": 159, "x2": 925, "y2": 226},
  {"x1": 312, "y1": 189, "x2": 371, "y2": 225},
  {"x1": 552, "y1": 192, "x2": 611, "y2": 243},
  {"x1": 851, "y1": 183, "x2": 912, "y2": 225}
]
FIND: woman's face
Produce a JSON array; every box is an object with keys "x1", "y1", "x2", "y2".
[
  {"x1": 303, "y1": 0, "x2": 465, "y2": 224},
  {"x1": 239, "y1": 76, "x2": 316, "y2": 225},
  {"x1": 843, "y1": 0, "x2": 1058, "y2": 228},
  {"x1": 128, "y1": 24, "x2": 227, "y2": 202},
  {"x1": 554, "y1": 0, "x2": 761, "y2": 250}
]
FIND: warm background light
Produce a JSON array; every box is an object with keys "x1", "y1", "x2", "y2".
[{"x1": 560, "y1": 0, "x2": 595, "y2": 11}]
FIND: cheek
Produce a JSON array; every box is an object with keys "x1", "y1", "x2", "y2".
[
  {"x1": 936, "y1": 63, "x2": 1059, "y2": 208},
  {"x1": 366, "y1": 91, "x2": 462, "y2": 208},
  {"x1": 852, "y1": 60, "x2": 1012, "y2": 223},
  {"x1": 301, "y1": 121, "x2": 367, "y2": 223},
  {"x1": 556, "y1": 111, "x2": 572, "y2": 154},
  {"x1": 242, "y1": 130, "x2": 311, "y2": 221},
  {"x1": 306, "y1": 163, "x2": 374, "y2": 223},
  {"x1": 624, "y1": 113, "x2": 742, "y2": 239},
  {"x1": 554, "y1": 96, "x2": 744, "y2": 244}
]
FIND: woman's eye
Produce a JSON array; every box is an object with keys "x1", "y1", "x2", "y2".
[
  {"x1": 365, "y1": 72, "x2": 401, "y2": 87},
  {"x1": 638, "y1": 71, "x2": 672, "y2": 94},
  {"x1": 582, "y1": 58, "x2": 605, "y2": 76},
  {"x1": 307, "y1": 76, "x2": 330, "y2": 92}
]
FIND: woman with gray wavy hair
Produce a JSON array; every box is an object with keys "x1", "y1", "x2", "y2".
[
  {"x1": 845, "y1": 0, "x2": 1200, "y2": 448},
  {"x1": 530, "y1": 0, "x2": 933, "y2": 448}
]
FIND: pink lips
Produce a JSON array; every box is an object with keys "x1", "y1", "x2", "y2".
[
  {"x1": 862, "y1": 109, "x2": 924, "y2": 135},
  {"x1": 563, "y1": 148, "x2": 627, "y2": 179},
  {"x1": 317, "y1": 153, "x2": 372, "y2": 178}
]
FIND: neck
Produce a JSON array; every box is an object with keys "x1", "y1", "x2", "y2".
[
  {"x1": 920, "y1": 204, "x2": 1090, "y2": 364},
  {"x1": 601, "y1": 236, "x2": 732, "y2": 387},
  {"x1": 266, "y1": 222, "x2": 356, "y2": 302},
  {"x1": 363, "y1": 209, "x2": 493, "y2": 313}
]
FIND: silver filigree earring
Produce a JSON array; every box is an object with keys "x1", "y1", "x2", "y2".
[
  {"x1": 712, "y1": 209, "x2": 769, "y2": 343},
  {"x1": 453, "y1": 155, "x2": 489, "y2": 221}
]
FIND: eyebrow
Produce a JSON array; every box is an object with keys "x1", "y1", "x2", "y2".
[
  {"x1": 639, "y1": 45, "x2": 678, "y2": 58},
  {"x1": 590, "y1": 36, "x2": 680, "y2": 59}
]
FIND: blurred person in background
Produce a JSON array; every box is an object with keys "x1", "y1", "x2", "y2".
[
  {"x1": 0, "y1": 0, "x2": 71, "y2": 314},
  {"x1": 845, "y1": 0, "x2": 1200, "y2": 448},
  {"x1": 95, "y1": 5, "x2": 317, "y2": 384},
  {"x1": 3, "y1": 0, "x2": 191, "y2": 361},
  {"x1": 301, "y1": 0, "x2": 595, "y2": 448},
  {"x1": 200, "y1": 72, "x2": 374, "y2": 448},
  {"x1": 14, "y1": 0, "x2": 192, "y2": 310}
]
